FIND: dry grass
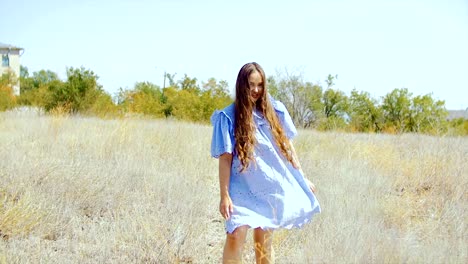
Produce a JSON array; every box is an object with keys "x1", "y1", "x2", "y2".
[{"x1": 0, "y1": 108, "x2": 466, "y2": 263}]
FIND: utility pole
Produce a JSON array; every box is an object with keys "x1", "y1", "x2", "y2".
[{"x1": 156, "y1": 67, "x2": 167, "y2": 89}]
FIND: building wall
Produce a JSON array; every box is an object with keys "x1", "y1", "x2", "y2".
[{"x1": 0, "y1": 48, "x2": 21, "y2": 95}]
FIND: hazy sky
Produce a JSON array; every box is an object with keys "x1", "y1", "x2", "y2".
[{"x1": 2, "y1": 0, "x2": 467, "y2": 109}]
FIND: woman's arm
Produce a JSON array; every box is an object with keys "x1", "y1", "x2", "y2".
[
  {"x1": 289, "y1": 140, "x2": 303, "y2": 172},
  {"x1": 219, "y1": 153, "x2": 233, "y2": 219},
  {"x1": 289, "y1": 140, "x2": 317, "y2": 193}
]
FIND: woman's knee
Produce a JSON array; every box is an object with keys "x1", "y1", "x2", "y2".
[
  {"x1": 253, "y1": 228, "x2": 273, "y2": 245},
  {"x1": 225, "y1": 226, "x2": 248, "y2": 247}
]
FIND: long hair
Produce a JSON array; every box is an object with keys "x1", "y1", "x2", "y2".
[{"x1": 234, "y1": 62, "x2": 295, "y2": 171}]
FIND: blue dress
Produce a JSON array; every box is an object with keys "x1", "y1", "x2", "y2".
[{"x1": 210, "y1": 99, "x2": 321, "y2": 233}]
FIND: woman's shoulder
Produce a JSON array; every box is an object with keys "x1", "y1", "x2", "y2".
[{"x1": 210, "y1": 103, "x2": 235, "y2": 125}]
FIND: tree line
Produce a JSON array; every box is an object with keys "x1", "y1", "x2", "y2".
[
  {"x1": 268, "y1": 72, "x2": 465, "y2": 135},
  {"x1": 1, "y1": 66, "x2": 467, "y2": 136}
]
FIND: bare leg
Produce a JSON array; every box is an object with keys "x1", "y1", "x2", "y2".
[
  {"x1": 223, "y1": 225, "x2": 249, "y2": 264},
  {"x1": 253, "y1": 228, "x2": 274, "y2": 264}
]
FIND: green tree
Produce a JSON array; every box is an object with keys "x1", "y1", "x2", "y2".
[
  {"x1": 325, "y1": 74, "x2": 338, "y2": 89},
  {"x1": 46, "y1": 67, "x2": 102, "y2": 113},
  {"x1": 200, "y1": 78, "x2": 232, "y2": 121},
  {"x1": 295, "y1": 82, "x2": 323, "y2": 128},
  {"x1": 308, "y1": 84, "x2": 324, "y2": 117},
  {"x1": 381, "y1": 88, "x2": 412, "y2": 133},
  {"x1": 267, "y1": 76, "x2": 280, "y2": 99},
  {"x1": 157, "y1": 75, "x2": 232, "y2": 122},
  {"x1": 20, "y1": 65, "x2": 29, "y2": 78},
  {"x1": 319, "y1": 87, "x2": 349, "y2": 131},
  {"x1": 135, "y1": 82, "x2": 163, "y2": 99},
  {"x1": 163, "y1": 86, "x2": 201, "y2": 121},
  {"x1": 0, "y1": 70, "x2": 18, "y2": 89},
  {"x1": 122, "y1": 82, "x2": 164, "y2": 117},
  {"x1": 270, "y1": 71, "x2": 322, "y2": 128},
  {"x1": 322, "y1": 88, "x2": 349, "y2": 118},
  {"x1": 315, "y1": 74, "x2": 351, "y2": 131},
  {"x1": 165, "y1": 72, "x2": 177, "y2": 87},
  {"x1": 178, "y1": 74, "x2": 200, "y2": 94},
  {"x1": 86, "y1": 91, "x2": 118, "y2": 117},
  {"x1": 202, "y1": 78, "x2": 230, "y2": 98},
  {"x1": 270, "y1": 71, "x2": 351, "y2": 129},
  {"x1": 19, "y1": 66, "x2": 33, "y2": 94},
  {"x1": 449, "y1": 117, "x2": 468, "y2": 136},
  {"x1": 19, "y1": 68, "x2": 61, "y2": 94},
  {"x1": 349, "y1": 89, "x2": 383, "y2": 132},
  {"x1": 32, "y1": 70, "x2": 59, "y2": 89},
  {"x1": 19, "y1": 68, "x2": 60, "y2": 106},
  {"x1": 409, "y1": 94, "x2": 448, "y2": 134},
  {"x1": 0, "y1": 72, "x2": 17, "y2": 111}
]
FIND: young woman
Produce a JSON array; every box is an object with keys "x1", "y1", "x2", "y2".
[{"x1": 210, "y1": 62, "x2": 321, "y2": 263}]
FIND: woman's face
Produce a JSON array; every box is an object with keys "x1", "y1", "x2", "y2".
[{"x1": 248, "y1": 71, "x2": 264, "y2": 103}]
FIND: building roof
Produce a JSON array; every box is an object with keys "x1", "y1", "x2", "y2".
[{"x1": 0, "y1": 42, "x2": 23, "y2": 50}]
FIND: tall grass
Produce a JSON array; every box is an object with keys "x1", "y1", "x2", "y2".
[{"x1": 0, "y1": 109, "x2": 466, "y2": 263}]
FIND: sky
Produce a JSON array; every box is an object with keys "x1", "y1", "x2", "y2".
[{"x1": 1, "y1": 0, "x2": 467, "y2": 109}]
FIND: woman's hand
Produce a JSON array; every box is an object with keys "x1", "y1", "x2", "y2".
[
  {"x1": 219, "y1": 195, "x2": 233, "y2": 220},
  {"x1": 305, "y1": 178, "x2": 317, "y2": 194}
]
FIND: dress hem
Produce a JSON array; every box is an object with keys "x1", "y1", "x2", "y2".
[{"x1": 225, "y1": 209, "x2": 320, "y2": 234}]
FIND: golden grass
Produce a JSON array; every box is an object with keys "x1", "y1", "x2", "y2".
[
  {"x1": 0, "y1": 189, "x2": 44, "y2": 240},
  {"x1": 0, "y1": 108, "x2": 466, "y2": 263}
]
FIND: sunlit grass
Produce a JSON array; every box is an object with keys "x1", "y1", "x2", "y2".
[{"x1": 0, "y1": 108, "x2": 466, "y2": 263}]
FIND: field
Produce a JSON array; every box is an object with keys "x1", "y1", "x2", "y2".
[{"x1": 0, "y1": 109, "x2": 467, "y2": 263}]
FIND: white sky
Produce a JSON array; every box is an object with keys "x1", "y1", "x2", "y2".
[{"x1": 1, "y1": 0, "x2": 467, "y2": 109}]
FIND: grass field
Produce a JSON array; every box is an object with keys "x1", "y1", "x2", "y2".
[{"x1": 0, "y1": 108, "x2": 466, "y2": 263}]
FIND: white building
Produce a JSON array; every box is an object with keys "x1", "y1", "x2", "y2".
[{"x1": 0, "y1": 42, "x2": 24, "y2": 95}]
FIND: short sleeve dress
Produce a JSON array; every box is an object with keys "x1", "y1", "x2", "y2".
[{"x1": 210, "y1": 98, "x2": 321, "y2": 233}]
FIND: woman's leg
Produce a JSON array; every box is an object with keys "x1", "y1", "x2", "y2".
[
  {"x1": 223, "y1": 225, "x2": 249, "y2": 264},
  {"x1": 253, "y1": 228, "x2": 274, "y2": 264}
]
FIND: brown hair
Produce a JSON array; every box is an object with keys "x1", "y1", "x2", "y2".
[{"x1": 234, "y1": 62, "x2": 295, "y2": 171}]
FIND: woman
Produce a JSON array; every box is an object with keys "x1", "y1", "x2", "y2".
[{"x1": 211, "y1": 62, "x2": 321, "y2": 263}]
